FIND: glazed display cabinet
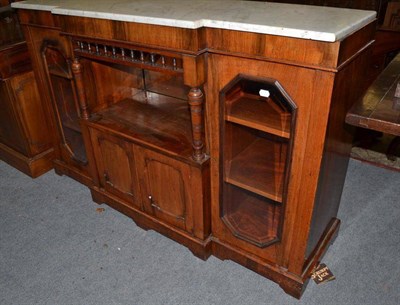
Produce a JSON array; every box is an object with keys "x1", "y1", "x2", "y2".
[
  {"x1": 220, "y1": 76, "x2": 296, "y2": 247},
  {"x1": 12, "y1": 0, "x2": 376, "y2": 298}
]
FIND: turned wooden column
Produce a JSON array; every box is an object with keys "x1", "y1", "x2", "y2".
[
  {"x1": 188, "y1": 87, "x2": 205, "y2": 161},
  {"x1": 71, "y1": 57, "x2": 90, "y2": 120}
]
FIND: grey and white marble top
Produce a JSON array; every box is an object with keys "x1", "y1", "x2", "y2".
[{"x1": 12, "y1": 0, "x2": 376, "y2": 42}]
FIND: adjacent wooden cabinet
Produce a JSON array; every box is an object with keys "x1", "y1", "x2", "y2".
[
  {"x1": 14, "y1": 1, "x2": 375, "y2": 299},
  {"x1": 0, "y1": 69, "x2": 53, "y2": 177},
  {"x1": 0, "y1": 7, "x2": 53, "y2": 177}
]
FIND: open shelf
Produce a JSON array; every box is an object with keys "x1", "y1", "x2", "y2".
[
  {"x1": 89, "y1": 91, "x2": 193, "y2": 159},
  {"x1": 225, "y1": 136, "x2": 287, "y2": 203},
  {"x1": 222, "y1": 184, "x2": 281, "y2": 247},
  {"x1": 144, "y1": 70, "x2": 188, "y2": 101},
  {"x1": 226, "y1": 93, "x2": 291, "y2": 138}
]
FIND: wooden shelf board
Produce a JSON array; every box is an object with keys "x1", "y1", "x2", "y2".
[
  {"x1": 222, "y1": 193, "x2": 280, "y2": 247},
  {"x1": 225, "y1": 177, "x2": 282, "y2": 202},
  {"x1": 62, "y1": 120, "x2": 81, "y2": 133},
  {"x1": 48, "y1": 66, "x2": 71, "y2": 79},
  {"x1": 225, "y1": 138, "x2": 285, "y2": 203},
  {"x1": 63, "y1": 127, "x2": 87, "y2": 164},
  {"x1": 226, "y1": 93, "x2": 291, "y2": 138},
  {"x1": 89, "y1": 91, "x2": 193, "y2": 159}
]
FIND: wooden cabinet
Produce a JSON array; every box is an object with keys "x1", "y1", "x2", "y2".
[
  {"x1": 85, "y1": 114, "x2": 210, "y2": 258},
  {"x1": 86, "y1": 120, "x2": 210, "y2": 255},
  {"x1": 0, "y1": 70, "x2": 53, "y2": 177},
  {"x1": 13, "y1": 1, "x2": 375, "y2": 299},
  {"x1": 0, "y1": 7, "x2": 53, "y2": 177}
]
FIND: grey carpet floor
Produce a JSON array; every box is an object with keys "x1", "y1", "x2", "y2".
[{"x1": 0, "y1": 159, "x2": 399, "y2": 305}]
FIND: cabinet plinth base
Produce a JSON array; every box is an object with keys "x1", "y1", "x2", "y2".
[
  {"x1": 53, "y1": 159, "x2": 92, "y2": 187},
  {"x1": 211, "y1": 239, "x2": 305, "y2": 299},
  {"x1": 0, "y1": 143, "x2": 54, "y2": 178},
  {"x1": 302, "y1": 218, "x2": 341, "y2": 279},
  {"x1": 212, "y1": 218, "x2": 341, "y2": 299},
  {"x1": 90, "y1": 187, "x2": 212, "y2": 261}
]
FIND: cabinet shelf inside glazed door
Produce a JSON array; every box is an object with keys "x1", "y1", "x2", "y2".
[
  {"x1": 226, "y1": 93, "x2": 291, "y2": 138},
  {"x1": 222, "y1": 123, "x2": 288, "y2": 246},
  {"x1": 224, "y1": 78, "x2": 292, "y2": 139},
  {"x1": 224, "y1": 125, "x2": 287, "y2": 203},
  {"x1": 222, "y1": 184, "x2": 281, "y2": 248}
]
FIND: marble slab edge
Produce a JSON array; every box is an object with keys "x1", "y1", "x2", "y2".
[
  {"x1": 11, "y1": 1, "x2": 376, "y2": 42},
  {"x1": 11, "y1": 2, "x2": 58, "y2": 12}
]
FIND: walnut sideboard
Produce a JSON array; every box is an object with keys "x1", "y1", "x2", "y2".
[{"x1": 12, "y1": 0, "x2": 376, "y2": 298}]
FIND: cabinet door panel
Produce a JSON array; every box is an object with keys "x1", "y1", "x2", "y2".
[
  {"x1": 90, "y1": 129, "x2": 139, "y2": 208},
  {"x1": 0, "y1": 80, "x2": 26, "y2": 154},
  {"x1": 135, "y1": 147, "x2": 194, "y2": 232},
  {"x1": 10, "y1": 71, "x2": 52, "y2": 156}
]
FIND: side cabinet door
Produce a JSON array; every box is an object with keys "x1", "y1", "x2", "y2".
[
  {"x1": 135, "y1": 146, "x2": 194, "y2": 233},
  {"x1": 9, "y1": 71, "x2": 52, "y2": 156},
  {"x1": 89, "y1": 128, "x2": 140, "y2": 209},
  {"x1": 41, "y1": 40, "x2": 87, "y2": 165}
]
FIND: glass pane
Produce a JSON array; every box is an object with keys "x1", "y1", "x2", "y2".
[
  {"x1": 43, "y1": 46, "x2": 87, "y2": 164},
  {"x1": 221, "y1": 75, "x2": 296, "y2": 247}
]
